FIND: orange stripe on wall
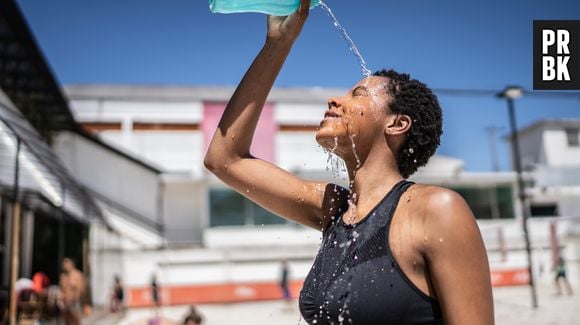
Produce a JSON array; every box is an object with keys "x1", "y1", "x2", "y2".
[
  {"x1": 128, "y1": 280, "x2": 304, "y2": 307},
  {"x1": 490, "y1": 268, "x2": 529, "y2": 287},
  {"x1": 127, "y1": 269, "x2": 529, "y2": 307}
]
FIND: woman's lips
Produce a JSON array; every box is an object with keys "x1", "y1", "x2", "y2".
[
  {"x1": 324, "y1": 110, "x2": 341, "y2": 118},
  {"x1": 320, "y1": 110, "x2": 341, "y2": 126}
]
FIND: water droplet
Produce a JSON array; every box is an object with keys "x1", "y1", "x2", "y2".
[
  {"x1": 349, "y1": 134, "x2": 361, "y2": 169},
  {"x1": 439, "y1": 237, "x2": 445, "y2": 243}
]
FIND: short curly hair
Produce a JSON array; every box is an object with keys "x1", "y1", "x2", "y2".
[{"x1": 373, "y1": 69, "x2": 443, "y2": 178}]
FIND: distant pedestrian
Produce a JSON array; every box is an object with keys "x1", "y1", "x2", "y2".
[
  {"x1": 151, "y1": 274, "x2": 161, "y2": 308},
  {"x1": 183, "y1": 305, "x2": 203, "y2": 325},
  {"x1": 555, "y1": 256, "x2": 574, "y2": 295},
  {"x1": 280, "y1": 260, "x2": 291, "y2": 304},
  {"x1": 110, "y1": 275, "x2": 125, "y2": 312},
  {"x1": 59, "y1": 257, "x2": 85, "y2": 325}
]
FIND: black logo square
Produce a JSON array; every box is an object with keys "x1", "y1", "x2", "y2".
[{"x1": 533, "y1": 20, "x2": 580, "y2": 90}]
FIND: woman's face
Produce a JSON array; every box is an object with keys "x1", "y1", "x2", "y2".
[{"x1": 316, "y1": 76, "x2": 392, "y2": 158}]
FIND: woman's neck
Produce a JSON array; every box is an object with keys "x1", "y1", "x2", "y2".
[{"x1": 345, "y1": 147, "x2": 403, "y2": 203}]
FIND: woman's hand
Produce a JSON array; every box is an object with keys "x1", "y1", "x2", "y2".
[{"x1": 266, "y1": 0, "x2": 311, "y2": 44}]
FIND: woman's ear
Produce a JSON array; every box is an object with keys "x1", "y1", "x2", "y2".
[{"x1": 384, "y1": 114, "x2": 412, "y2": 136}]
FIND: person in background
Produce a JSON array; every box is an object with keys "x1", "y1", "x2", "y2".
[
  {"x1": 555, "y1": 256, "x2": 574, "y2": 295},
  {"x1": 110, "y1": 275, "x2": 125, "y2": 313},
  {"x1": 280, "y1": 259, "x2": 291, "y2": 306},
  {"x1": 59, "y1": 257, "x2": 85, "y2": 325},
  {"x1": 32, "y1": 272, "x2": 51, "y2": 296},
  {"x1": 183, "y1": 305, "x2": 203, "y2": 325},
  {"x1": 151, "y1": 273, "x2": 161, "y2": 319}
]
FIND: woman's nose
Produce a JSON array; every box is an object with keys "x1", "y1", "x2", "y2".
[{"x1": 328, "y1": 97, "x2": 340, "y2": 109}]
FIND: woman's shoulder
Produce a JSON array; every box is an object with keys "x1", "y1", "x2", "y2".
[
  {"x1": 406, "y1": 183, "x2": 476, "y2": 231},
  {"x1": 408, "y1": 183, "x2": 480, "y2": 251},
  {"x1": 408, "y1": 183, "x2": 466, "y2": 209}
]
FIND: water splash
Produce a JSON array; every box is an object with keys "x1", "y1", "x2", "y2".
[
  {"x1": 325, "y1": 137, "x2": 347, "y2": 181},
  {"x1": 348, "y1": 135, "x2": 361, "y2": 169},
  {"x1": 319, "y1": 1, "x2": 372, "y2": 77}
]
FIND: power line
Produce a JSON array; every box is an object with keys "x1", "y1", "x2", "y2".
[{"x1": 433, "y1": 88, "x2": 580, "y2": 100}]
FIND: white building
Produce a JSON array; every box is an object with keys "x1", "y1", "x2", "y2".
[{"x1": 513, "y1": 119, "x2": 580, "y2": 218}]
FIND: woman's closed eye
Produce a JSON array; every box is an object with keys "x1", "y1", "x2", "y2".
[{"x1": 352, "y1": 86, "x2": 369, "y2": 97}]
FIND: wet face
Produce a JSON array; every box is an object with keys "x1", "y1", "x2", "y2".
[{"x1": 315, "y1": 76, "x2": 392, "y2": 158}]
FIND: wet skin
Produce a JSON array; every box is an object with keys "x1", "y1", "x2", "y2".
[
  {"x1": 204, "y1": 0, "x2": 494, "y2": 323},
  {"x1": 316, "y1": 76, "x2": 393, "y2": 159}
]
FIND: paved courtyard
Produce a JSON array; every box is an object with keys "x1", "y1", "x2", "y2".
[{"x1": 89, "y1": 285, "x2": 579, "y2": 325}]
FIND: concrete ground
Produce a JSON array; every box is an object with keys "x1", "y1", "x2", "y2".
[{"x1": 88, "y1": 285, "x2": 579, "y2": 325}]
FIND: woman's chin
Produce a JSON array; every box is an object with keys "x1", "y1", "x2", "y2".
[{"x1": 315, "y1": 130, "x2": 338, "y2": 151}]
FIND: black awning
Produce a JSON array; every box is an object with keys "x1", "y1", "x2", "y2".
[{"x1": 0, "y1": 0, "x2": 77, "y2": 139}]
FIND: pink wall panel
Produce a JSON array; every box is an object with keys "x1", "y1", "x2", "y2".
[{"x1": 202, "y1": 102, "x2": 276, "y2": 163}]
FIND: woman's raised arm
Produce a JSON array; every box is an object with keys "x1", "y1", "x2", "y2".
[{"x1": 204, "y1": 0, "x2": 344, "y2": 230}]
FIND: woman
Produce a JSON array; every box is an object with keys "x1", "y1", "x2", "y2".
[{"x1": 204, "y1": 0, "x2": 494, "y2": 323}]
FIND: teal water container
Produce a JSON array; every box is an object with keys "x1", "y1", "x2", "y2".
[{"x1": 209, "y1": 0, "x2": 321, "y2": 16}]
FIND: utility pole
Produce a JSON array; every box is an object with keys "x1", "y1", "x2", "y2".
[{"x1": 497, "y1": 86, "x2": 538, "y2": 309}]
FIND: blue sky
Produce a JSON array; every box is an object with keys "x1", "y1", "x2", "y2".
[{"x1": 17, "y1": 0, "x2": 580, "y2": 171}]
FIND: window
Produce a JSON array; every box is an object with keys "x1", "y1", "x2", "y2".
[
  {"x1": 565, "y1": 128, "x2": 580, "y2": 147},
  {"x1": 530, "y1": 204, "x2": 558, "y2": 217},
  {"x1": 209, "y1": 189, "x2": 287, "y2": 227},
  {"x1": 451, "y1": 185, "x2": 515, "y2": 219}
]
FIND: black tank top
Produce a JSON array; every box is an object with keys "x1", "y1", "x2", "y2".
[{"x1": 299, "y1": 180, "x2": 444, "y2": 325}]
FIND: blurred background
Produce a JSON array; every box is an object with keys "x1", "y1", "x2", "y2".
[{"x1": 1, "y1": 0, "x2": 579, "y2": 324}]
